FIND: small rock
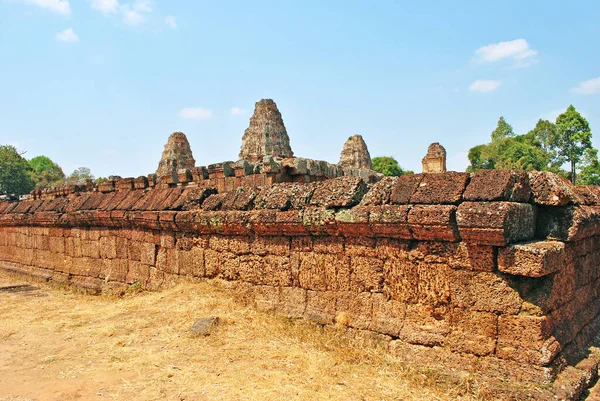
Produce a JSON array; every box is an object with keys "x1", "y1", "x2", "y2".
[{"x1": 191, "y1": 317, "x2": 219, "y2": 336}]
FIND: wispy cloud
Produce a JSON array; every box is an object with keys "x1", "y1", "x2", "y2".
[
  {"x1": 468, "y1": 80, "x2": 500, "y2": 93},
  {"x1": 178, "y1": 107, "x2": 213, "y2": 120},
  {"x1": 22, "y1": 0, "x2": 71, "y2": 15},
  {"x1": 570, "y1": 77, "x2": 600, "y2": 95},
  {"x1": 165, "y1": 15, "x2": 177, "y2": 29},
  {"x1": 230, "y1": 107, "x2": 245, "y2": 116},
  {"x1": 90, "y1": 0, "x2": 154, "y2": 25},
  {"x1": 473, "y1": 39, "x2": 538, "y2": 68},
  {"x1": 55, "y1": 28, "x2": 79, "y2": 42},
  {"x1": 90, "y1": 0, "x2": 119, "y2": 14},
  {"x1": 120, "y1": 0, "x2": 152, "y2": 25}
]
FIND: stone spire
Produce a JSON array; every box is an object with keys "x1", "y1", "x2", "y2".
[
  {"x1": 238, "y1": 99, "x2": 294, "y2": 162},
  {"x1": 421, "y1": 142, "x2": 447, "y2": 173},
  {"x1": 339, "y1": 134, "x2": 373, "y2": 170},
  {"x1": 156, "y1": 132, "x2": 195, "y2": 178}
]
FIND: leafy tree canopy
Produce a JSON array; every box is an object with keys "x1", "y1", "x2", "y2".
[
  {"x1": 0, "y1": 145, "x2": 34, "y2": 196},
  {"x1": 491, "y1": 116, "x2": 515, "y2": 142},
  {"x1": 28, "y1": 155, "x2": 65, "y2": 190},
  {"x1": 553, "y1": 105, "x2": 592, "y2": 183},
  {"x1": 372, "y1": 156, "x2": 413, "y2": 176},
  {"x1": 65, "y1": 167, "x2": 95, "y2": 185}
]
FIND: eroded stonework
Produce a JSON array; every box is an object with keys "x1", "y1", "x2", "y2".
[
  {"x1": 239, "y1": 99, "x2": 294, "y2": 162},
  {"x1": 156, "y1": 132, "x2": 195, "y2": 180},
  {"x1": 339, "y1": 134, "x2": 373, "y2": 170},
  {"x1": 422, "y1": 142, "x2": 447, "y2": 173}
]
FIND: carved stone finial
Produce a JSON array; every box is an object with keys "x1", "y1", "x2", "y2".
[
  {"x1": 156, "y1": 132, "x2": 195, "y2": 179},
  {"x1": 238, "y1": 99, "x2": 294, "y2": 162},
  {"x1": 422, "y1": 142, "x2": 447, "y2": 173},
  {"x1": 339, "y1": 134, "x2": 372, "y2": 170}
]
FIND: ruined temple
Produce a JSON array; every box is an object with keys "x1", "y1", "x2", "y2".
[
  {"x1": 238, "y1": 99, "x2": 294, "y2": 162},
  {"x1": 5, "y1": 99, "x2": 600, "y2": 399},
  {"x1": 339, "y1": 134, "x2": 373, "y2": 170},
  {"x1": 156, "y1": 132, "x2": 195, "y2": 181},
  {"x1": 422, "y1": 142, "x2": 446, "y2": 173}
]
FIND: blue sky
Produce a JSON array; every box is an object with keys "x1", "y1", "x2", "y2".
[{"x1": 1, "y1": 0, "x2": 599, "y2": 178}]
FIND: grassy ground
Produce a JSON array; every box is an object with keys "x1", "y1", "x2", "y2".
[{"x1": 0, "y1": 270, "x2": 497, "y2": 401}]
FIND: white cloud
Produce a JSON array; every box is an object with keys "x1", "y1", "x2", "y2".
[
  {"x1": 165, "y1": 15, "x2": 177, "y2": 29},
  {"x1": 55, "y1": 28, "x2": 79, "y2": 42},
  {"x1": 132, "y1": 0, "x2": 151, "y2": 13},
  {"x1": 178, "y1": 107, "x2": 213, "y2": 120},
  {"x1": 570, "y1": 77, "x2": 600, "y2": 95},
  {"x1": 119, "y1": 0, "x2": 152, "y2": 25},
  {"x1": 474, "y1": 39, "x2": 538, "y2": 67},
  {"x1": 91, "y1": 0, "x2": 119, "y2": 14},
  {"x1": 23, "y1": 0, "x2": 70, "y2": 15},
  {"x1": 469, "y1": 80, "x2": 501, "y2": 93},
  {"x1": 230, "y1": 107, "x2": 245, "y2": 116}
]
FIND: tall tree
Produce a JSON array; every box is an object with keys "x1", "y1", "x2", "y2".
[
  {"x1": 525, "y1": 119, "x2": 561, "y2": 169},
  {"x1": 578, "y1": 148, "x2": 600, "y2": 185},
  {"x1": 28, "y1": 155, "x2": 65, "y2": 189},
  {"x1": 0, "y1": 145, "x2": 34, "y2": 196},
  {"x1": 491, "y1": 116, "x2": 514, "y2": 142},
  {"x1": 65, "y1": 167, "x2": 95, "y2": 185},
  {"x1": 553, "y1": 105, "x2": 592, "y2": 183},
  {"x1": 372, "y1": 156, "x2": 412, "y2": 176}
]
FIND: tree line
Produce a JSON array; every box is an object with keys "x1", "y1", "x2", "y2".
[
  {"x1": 467, "y1": 105, "x2": 595, "y2": 184},
  {"x1": 0, "y1": 145, "x2": 100, "y2": 197}
]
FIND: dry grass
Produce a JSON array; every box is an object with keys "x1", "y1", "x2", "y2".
[{"x1": 0, "y1": 271, "x2": 494, "y2": 401}]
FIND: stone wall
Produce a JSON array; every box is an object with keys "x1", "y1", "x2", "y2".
[{"x1": 2, "y1": 170, "x2": 600, "y2": 388}]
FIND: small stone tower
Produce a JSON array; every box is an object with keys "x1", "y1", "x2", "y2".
[
  {"x1": 421, "y1": 142, "x2": 447, "y2": 173},
  {"x1": 238, "y1": 99, "x2": 294, "y2": 162},
  {"x1": 156, "y1": 132, "x2": 195, "y2": 179},
  {"x1": 339, "y1": 134, "x2": 373, "y2": 170}
]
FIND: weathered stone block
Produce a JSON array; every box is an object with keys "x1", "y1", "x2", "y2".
[
  {"x1": 309, "y1": 177, "x2": 367, "y2": 208},
  {"x1": 498, "y1": 240, "x2": 566, "y2": 277},
  {"x1": 398, "y1": 304, "x2": 450, "y2": 346},
  {"x1": 369, "y1": 205, "x2": 412, "y2": 239},
  {"x1": 464, "y1": 170, "x2": 531, "y2": 202},
  {"x1": 497, "y1": 315, "x2": 561, "y2": 366},
  {"x1": 335, "y1": 206, "x2": 372, "y2": 237},
  {"x1": 536, "y1": 205, "x2": 600, "y2": 242},
  {"x1": 448, "y1": 243, "x2": 495, "y2": 272},
  {"x1": 360, "y1": 176, "x2": 398, "y2": 206},
  {"x1": 410, "y1": 172, "x2": 470, "y2": 205},
  {"x1": 457, "y1": 201, "x2": 536, "y2": 246},
  {"x1": 390, "y1": 174, "x2": 423, "y2": 204},
  {"x1": 408, "y1": 205, "x2": 460, "y2": 242},
  {"x1": 446, "y1": 308, "x2": 497, "y2": 356},
  {"x1": 350, "y1": 256, "x2": 384, "y2": 292},
  {"x1": 450, "y1": 270, "x2": 523, "y2": 315},
  {"x1": 529, "y1": 171, "x2": 581, "y2": 206}
]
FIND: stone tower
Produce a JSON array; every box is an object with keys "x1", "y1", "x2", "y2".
[
  {"x1": 421, "y1": 142, "x2": 447, "y2": 173},
  {"x1": 238, "y1": 99, "x2": 294, "y2": 162},
  {"x1": 339, "y1": 134, "x2": 373, "y2": 170},
  {"x1": 156, "y1": 132, "x2": 195, "y2": 179}
]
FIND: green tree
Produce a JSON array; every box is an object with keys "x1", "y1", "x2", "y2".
[
  {"x1": 467, "y1": 144, "x2": 495, "y2": 172},
  {"x1": 65, "y1": 167, "x2": 95, "y2": 185},
  {"x1": 467, "y1": 116, "x2": 547, "y2": 172},
  {"x1": 525, "y1": 119, "x2": 561, "y2": 169},
  {"x1": 0, "y1": 145, "x2": 34, "y2": 196},
  {"x1": 372, "y1": 156, "x2": 412, "y2": 176},
  {"x1": 491, "y1": 116, "x2": 514, "y2": 142},
  {"x1": 28, "y1": 155, "x2": 65, "y2": 190},
  {"x1": 578, "y1": 148, "x2": 600, "y2": 185},
  {"x1": 553, "y1": 105, "x2": 592, "y2": 183},
  {"x1": 493, "y1": 137, "x2": 548, "y2": 171}
]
